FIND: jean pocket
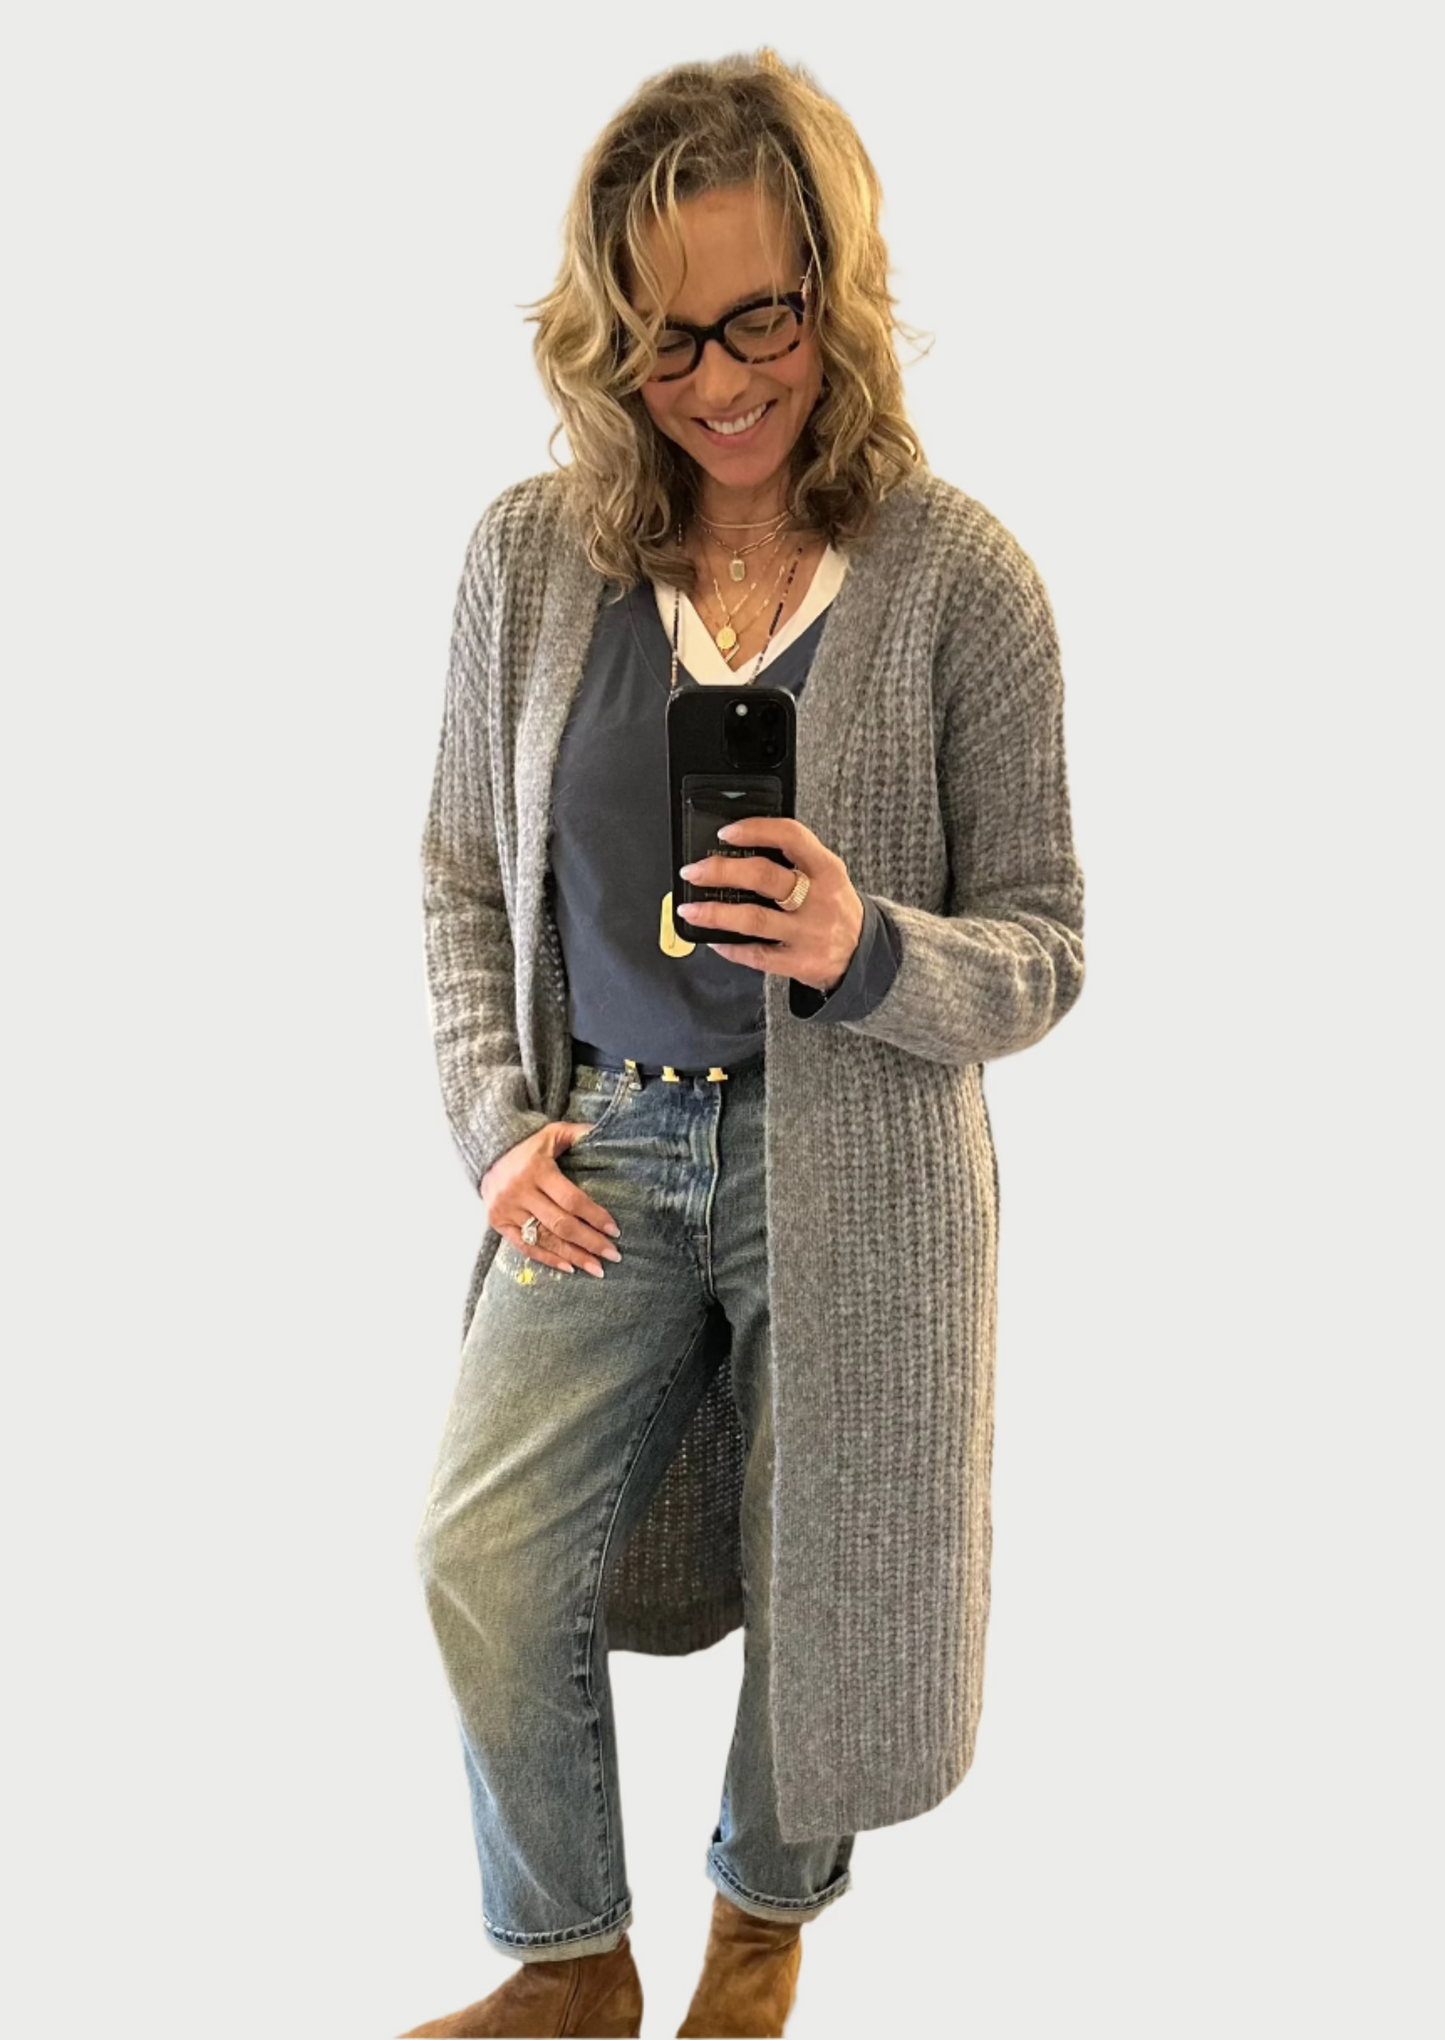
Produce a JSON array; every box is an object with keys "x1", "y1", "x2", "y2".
[{"x1": 566, "y1": 1065, "x2": 631, "y2": 1145}]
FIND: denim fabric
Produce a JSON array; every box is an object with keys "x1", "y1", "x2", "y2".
[{"x1": 415, "y1": 1056, "x2": 855, "y2": 1963}]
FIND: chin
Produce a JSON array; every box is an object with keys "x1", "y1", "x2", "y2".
[
  {"x1": 689, "y1": 420, "x2": 804, "y2": 482},
  {"x1": 699, "y1": 450, "x2": 791, "y2": 484}
]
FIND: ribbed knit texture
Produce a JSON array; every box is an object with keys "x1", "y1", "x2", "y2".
[{"x1": 421, "y1": 463, "x2": 1085, "y2": 1841}]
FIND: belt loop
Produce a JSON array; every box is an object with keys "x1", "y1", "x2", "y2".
[{"x1": 623, "y1": 1058, "x2": 644, "y2": 1093}]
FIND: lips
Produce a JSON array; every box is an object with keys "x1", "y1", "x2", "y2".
[{"x1": 696, "y1": 400, "x2": 775, "y2": 443}]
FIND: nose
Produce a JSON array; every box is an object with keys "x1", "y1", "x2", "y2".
[{"x1": 690, "y1": 336, "x2": 751, "y2": 407}]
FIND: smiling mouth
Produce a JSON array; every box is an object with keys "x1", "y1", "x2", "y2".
[{"x1": 697, "y1": 401, "x2": 774, "y2": 439}]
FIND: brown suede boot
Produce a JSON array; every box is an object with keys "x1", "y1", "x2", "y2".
[
  {"x1": 399, "y1": 1929, "x2": 643, "y2": 2037},
  {"x1": 675, "y1": 1891, "x2": 804, "y2": 2038}
]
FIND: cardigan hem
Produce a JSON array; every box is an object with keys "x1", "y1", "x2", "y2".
[
  {"x1": 773, "y1": 1749, "x2": 978, "y2": 1845},
  {"x1": 606, "y1": 1589, "x2": 744, "y2": 1657}
]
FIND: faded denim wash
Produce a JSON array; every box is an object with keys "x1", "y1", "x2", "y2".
[{"x1": 415, "y1": 1055, "x2": 855, "y2": 1962}]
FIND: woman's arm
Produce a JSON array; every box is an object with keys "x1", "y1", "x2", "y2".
[
  {"x1": 819, "y1": 528, "x2": 1086, "y2": 1067},
  {"x1": 421, "y1": 512, "x2": 553, "y2": 1193}
]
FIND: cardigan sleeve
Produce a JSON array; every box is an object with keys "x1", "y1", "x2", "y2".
[
  {"x1": 795, "y1": 528, "x2": 1085, "y2": 1065},
  {"x1": 421, "y1": 514, "x2": 554, "y2": 1195}
]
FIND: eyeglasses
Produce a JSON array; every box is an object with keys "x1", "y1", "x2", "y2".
[{"x1": 644, "y1": 269, "x2": 813, "y2": 384}]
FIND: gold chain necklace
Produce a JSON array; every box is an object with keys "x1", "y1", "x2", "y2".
[
  {"x1": 698, "y1": 511, "x2": 790, "y2": 583},
  {"x1": 669, "y1": 521, "x2": 805, "y2": 690},
  {"x1": 703, "y1": 533, "x2": 797, "y2": 657}
]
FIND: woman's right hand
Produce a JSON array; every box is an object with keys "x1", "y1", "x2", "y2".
[{"x1": 479, "y1": 1122, "x2": 623, "y2": 1279}]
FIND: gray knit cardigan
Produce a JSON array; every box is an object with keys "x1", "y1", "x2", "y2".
[{"x1": 420, "y1": 462, "x2": 1086, "y2": 1842}]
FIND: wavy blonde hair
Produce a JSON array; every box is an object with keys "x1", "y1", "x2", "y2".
[{"x1": 523, "y1": 49, "x2": 932, "y2": 596}]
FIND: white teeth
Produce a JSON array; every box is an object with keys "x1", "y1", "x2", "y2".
[{"x1": 703, "y1": 403, "x2": 768, "y2": 435}]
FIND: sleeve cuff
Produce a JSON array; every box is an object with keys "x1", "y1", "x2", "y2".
[{"x1": 787, "y1": 894, "x2": 904, "y2": 1024}]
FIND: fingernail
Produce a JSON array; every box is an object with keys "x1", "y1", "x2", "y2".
[
  {"x1": 605, "y1": 1223, "x2": 621, "y2": 1237},
  {"x1": 679, "y1": 862, "x2": 699, "y2": 877}
]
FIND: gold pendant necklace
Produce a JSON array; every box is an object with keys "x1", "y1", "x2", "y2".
[
  {"x1": 704, "y1": 532, "x2": 793, "y2": 655},
  {"x1": 709, "y1": 547, "x2": 795, "y2": 658},
  {"x1": 699, "y1": 511, "x2": 789, "y2": 584}
]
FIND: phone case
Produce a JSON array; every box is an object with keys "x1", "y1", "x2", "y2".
[{"x1": 665, "y1": 685, "x2": 797, "y2": 948}]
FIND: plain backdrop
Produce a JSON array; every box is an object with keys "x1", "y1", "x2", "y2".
[{"x1": 4, "y1": 5, "x2": 1439, "y2": 2035}]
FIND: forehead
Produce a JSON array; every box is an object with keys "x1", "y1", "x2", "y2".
[{"x1": 631, "y1": 185, "x2": 799, "y2": 318}]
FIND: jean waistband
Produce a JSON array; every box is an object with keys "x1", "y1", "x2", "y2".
[{"x1": 570, "y1": 1036, "x2": 765, "y2": 1086}]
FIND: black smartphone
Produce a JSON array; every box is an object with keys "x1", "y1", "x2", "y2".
[{"x1": 664, "y1": 685, "x2": 797, "y2": 948}]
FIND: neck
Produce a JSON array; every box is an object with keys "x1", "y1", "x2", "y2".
[{"x1": 694, "y1": 473, "x2": 792, "y2": 531}]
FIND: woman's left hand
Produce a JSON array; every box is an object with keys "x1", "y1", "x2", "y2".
[{"x1": 676, "y1": 816, "x2": 866, "y2": 996}]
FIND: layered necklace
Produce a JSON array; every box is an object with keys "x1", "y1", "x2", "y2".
[
  {"x1": 672, "y1": 512, "x2": 809, "y2": 681},
  {"x1": 704, "y1": 510, "x2": 791, "y2": 583}
]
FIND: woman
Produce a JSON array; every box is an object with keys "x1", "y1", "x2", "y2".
[{"x1": 406, "y1": 48, "x2": 1085, "y2": 2040}]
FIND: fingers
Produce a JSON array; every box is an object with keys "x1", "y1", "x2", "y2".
[
  {"x1": 676, "y1": 894, "x2": 782, "y2": 937},
  {"x1": 482, "y1": 1119, "x2": 626, "y2": 1281},
  {"x1": 498, "y1": 1228, "x2": 582, "y2": 1277},
  {"x1": 508, "y1": 1214, "x2": 619, "y2": 1280},
  {"x1": 548, "y1": 1172, "x2": 622, "y2": 1252},
  {"x1": 680, "y1": 853, "x2": 796, "y2": 900},
  {"x1": 508, "y1": 1177, "x2": 622, "y2": 1281}
]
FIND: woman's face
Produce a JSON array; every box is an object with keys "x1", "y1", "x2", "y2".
[{"x1": 631, "y1": 184, "x2": 824, "y2": 512}]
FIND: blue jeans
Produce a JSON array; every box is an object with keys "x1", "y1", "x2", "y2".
[{"x1": 415, "y1": 1053, "x2": 855, "y2": 1963}]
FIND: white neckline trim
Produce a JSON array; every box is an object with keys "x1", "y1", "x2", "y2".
[{"x1": 652, "y1": 544, "x2": 849, "y2": 684}]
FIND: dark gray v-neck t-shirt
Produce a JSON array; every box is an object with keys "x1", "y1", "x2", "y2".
[{"x1": 547, "y1": 576, "x2": 902, "y2": 1070}]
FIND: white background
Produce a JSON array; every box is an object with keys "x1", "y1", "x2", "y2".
[{"x1": 4, "y1": 5, "x2": 1439, "y2": 2035}]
